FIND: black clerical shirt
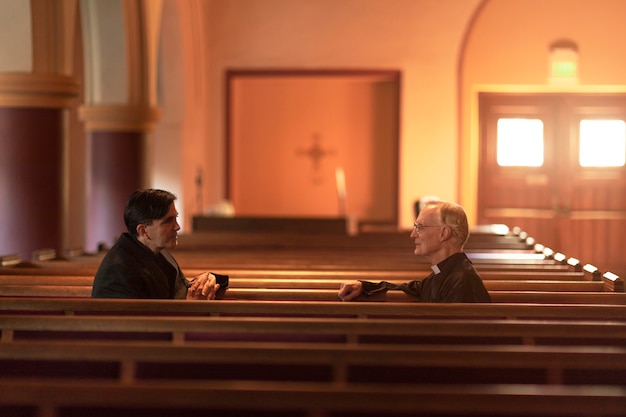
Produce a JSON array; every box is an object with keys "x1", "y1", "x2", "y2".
[{"x1": 359, "y1": 252, "x2": 491, "y2": 302}]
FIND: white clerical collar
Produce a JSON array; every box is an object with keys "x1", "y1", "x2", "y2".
[{"x1": 431, "y1": 264, "x2": 441, "y2": 274}]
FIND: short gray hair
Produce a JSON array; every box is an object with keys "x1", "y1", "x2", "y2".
[{"x1": 424, "y1": 201, "x2": 469, "y2": 247}]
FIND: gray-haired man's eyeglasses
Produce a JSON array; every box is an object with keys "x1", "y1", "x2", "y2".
[{"x1": 413, "y1": 223, "x2": 444, "y2": 233}]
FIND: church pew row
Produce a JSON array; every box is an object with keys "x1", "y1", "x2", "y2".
[
  {"x1": 170, "y1": 250, "x2": 557, "y2": 271},
  {"x1": 2, "y1": 298, "x2": 626, "y2": 321},
  {"x1": 3, "y1": 226, "x2": 620, "y2": 293},
  {"x1": 5, "y1": 223, "x2": 602, "y2": 282},
  {"x1": 7, "y1": 248, "x2": 557, "y2": 265},
  {"x1": 0, "y1": 277, "x2": 613, "y2": 295},
  {"x1": 3, "y1": 314, "x2": 626, "y2": 347},
  {"x1": 219, "y1": 288, "x2": 626, "y2": 303},
  {"x1": 0, "y1": 260, "x2": 584, "y2": 276},
  {"x1": 189, "y1": 216, "x2": 515, "y2": 236},
  {"x1": 2, "y1": 297, "x2": 626, "y2": 416},
  {"x1": 2, "y1": 226, "x2": 624, "y2": 416},
  {"x1": 1, "y1": 284, "x2": 625, "y2": 302},
  {"x1": 175, "y1": 251, "x2": 586, "y2": 275},
  {"x1": 0, "y1": 232, "x2": 574, "y2": 272},
  {"x1": 219, "y1": 268, "x2": 618, "y2": 290},
  {"x1": 228, "y1": 278, "x2": 608, "y2": 292},
  {"x1": 171, "y1": 252, "x2": 607, "y2": 277},
  {"x1": 174, "y1": 230, "x2": 535, "y2": 251},
  {"x1": 0, "y1": 269, "x2": 597, "y2": 285},
  {"x1": 0, "y1": 243, "x2": 620, "y2": 296},
  {"x1": 187, "y1": 218, "x2": 518, "y2": 235},
  {"x1": 0, "y1": 249, "x2": 590, "y2": 278},
  {"x1": 0, "y1": 237, "x2": 585, "y2": 272},
  {"x1": 1, "y1": 340, "x2": 625, "y2": 387},
  {"x1": 220, "y1": 268, "x2": 591, "y2": 280},
  {"x1": 1, "y1": 225, "x2": 536, "y2": 263},
  {"x1": 1, "y1": 378, "x2": 625, "y2": 417},
  {"x1": 0, "y1": 265, "x2": 617, "y2": 289}
]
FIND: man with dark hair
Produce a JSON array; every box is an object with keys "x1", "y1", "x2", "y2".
[
  {"x1": 338, "y1": 200, "x2": 490, "y2": 303},
  {"x1": 92, "y1": 189, "x2": 225, "y2": 299}
]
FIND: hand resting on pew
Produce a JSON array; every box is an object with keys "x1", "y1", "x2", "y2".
[
  {"x1": 187, "y1": 272, "x2": 228, "y2": 300},
  {"x1": 338, "y1": 201, "x2": 490, "y2": 303},
  {"x1": 338, "y1": 281, "x2": 365, "y2": 301}
]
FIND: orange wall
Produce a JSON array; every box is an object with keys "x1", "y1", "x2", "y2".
[
  {"x1": 197, "y1": 0, "x2": 480, "y2": 229},
  {"x1": 229, "y1": 75, "x2": 397, "y2": 222}
]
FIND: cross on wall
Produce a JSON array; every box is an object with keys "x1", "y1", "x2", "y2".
[{"x1": 296, "y1": 133, "x2": 335, "y2": 184}]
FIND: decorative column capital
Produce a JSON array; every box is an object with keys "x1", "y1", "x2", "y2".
[
  {"x1": 79, "y1": 104, "x2": 161, "y2": 132},
  {"x1": 0, "y1": 73, "x2": 80, "y2": 108}
]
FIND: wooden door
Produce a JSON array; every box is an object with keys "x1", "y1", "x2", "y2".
[{"x1": 478, "y1": 93, "x2": 626, "y2": 276}]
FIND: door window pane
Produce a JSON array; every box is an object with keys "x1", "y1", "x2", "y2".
[
  {"x1": 579, "y1": 120, "x2": 626, "y2": 167},
  {"x1": 496, "y1": 118, "x2": 544, "y2": 167}
]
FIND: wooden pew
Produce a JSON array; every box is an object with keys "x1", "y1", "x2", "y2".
[
  {"x1": 168, "y1": 250, "x2": 557, "y2": 271},
  {"x1": 223, "y1": 268, "x2": 590, "y2": 281},
  {"x1": 0, "y1": 269, "x2": 595, "y2": 284},
  {"x1": 3, "y1": 314, "x2": 626, "y2": 346},
  {"x1": 192, "y1": 215, "x2": 351, "y2": 235},
  {"x1": 2, "y1": 223, "x2": 619, "y2": 297},
  {"x1": 0, "y1": 224, "x2": 570, "y2": 278},
  {"x1": 0, "y1": 284, "x2": 93, "y2": 297},
  {"x1": 0, "y1": 236, "x2": 582, "y2": 275},
  {"x1": 1, "y1": 378, "x2": 624, "y2": 417},
  {"x1": 0, "y1": 275, "x2": 95, "y2": 285},
  {"x1": 1, "y1": 292, "x2": 625, "y2": 416},
  {"x1": 0, "y1": 274, "x2": 610, "y2": 291},
  {"x1": 2, "y1": 298, "x2": 626, "y2": 321},
  {"x1": 228, "y1": 278, "x2": 605, "y2": 292},
  {"x1": 177, "y1": 229, "x2": 535, "y2": 251},
  {"x1": 1, "y1": 340, "x2": 625, "y2": 386},
  {"x1": 219, "y1": 288, "x2": 626, "y2": 304},
  {"x1": 0, "y1": 259, "x2": 581, "y2": 276},
  {"x1": 0, "y1": 224, "x2": 625, "y2": 417},
  {"x1": 489, "y1": 291, "x2": 626, "y2": 304},
  {"x1": 0, "y1": 297, "x2": 624, "y2": 319},
  {"x1": 0, "y1": 265, "x2": 622, "y2": 300},
  {"x1": 0, "y1": 284, "x2": 621, "y2": 300},
  {"x1": 0, "y1": 250, "x2": 615, "y2": 296},
  {"x1": 0, "y1": 242, "x2": 619, "y2": 298}
]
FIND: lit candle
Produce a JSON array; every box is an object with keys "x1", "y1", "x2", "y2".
[
  {"x1": 335, "y1": 167, "x2": 346, "y2": 215},
  {"x1": 335, "y1": 167, "x2": 346, "y2": 198}
]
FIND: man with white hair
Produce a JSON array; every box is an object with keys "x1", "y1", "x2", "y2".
[{"x1": 338, "y1": 200, "x2": 490, "y2": 302}]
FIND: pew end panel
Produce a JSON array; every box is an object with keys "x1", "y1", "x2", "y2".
[
  {"x1": 603, "y1": 272, "x2": 624, "y2": 292},
  {"x1": 0, "y1": 254, "x2": 22, "y2": 268}
]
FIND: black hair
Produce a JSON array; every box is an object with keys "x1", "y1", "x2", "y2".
[{"x1": 124, "y1": 189, "x2": 177, "y2": 237}]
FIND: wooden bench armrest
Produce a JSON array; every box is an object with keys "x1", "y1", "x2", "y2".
[
  {"x1": 567, "y1": 257, "x2": 583, "y2": 272},
  {"x1": 603, "y1": 271, "x2": 624, "y2": 292},
  {"x1": 31, "y1": 248, "x2": 57, "y2": 262},
  {"x1": 0, "y1": 254, "x2": 22, "y2": 267},
  {"x1": 582, "y1": 263, "x2": 601, "y2": 281}
]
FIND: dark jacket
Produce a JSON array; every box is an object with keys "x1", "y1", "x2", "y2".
[
  {"x1": 91, "y1": 232, "x2": 189, "y2": 299},
  {"x1": 360, "y1": 252, "x2": 491, "y2": 302}
]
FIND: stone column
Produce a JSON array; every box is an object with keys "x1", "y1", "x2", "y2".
[{"x1": 0, "y1": 73, "x2": 79, "y2": 260}]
